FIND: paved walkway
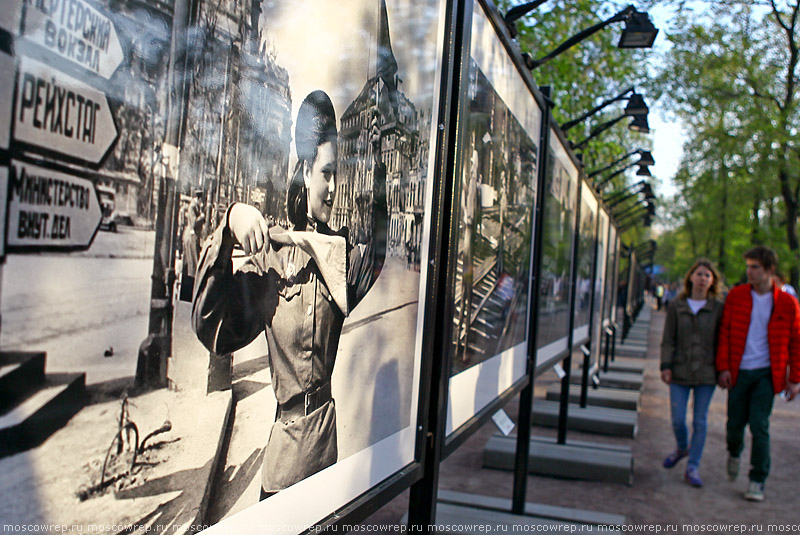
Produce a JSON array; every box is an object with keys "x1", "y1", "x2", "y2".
[{"x1": 363, "y1": 304, "x2": 800, "y2": 531}]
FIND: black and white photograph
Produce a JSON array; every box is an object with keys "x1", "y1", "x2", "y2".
[
  {"x1": 449, "y1": 59, "x2": 538, "y2": 377},
  {"x1": 605, "y1": 223, "x2": 619, "y2": 325},
  {"x1": 535, "y1": 132, "x2": 577, "y2": 366},
  {"x1": 0, "y1": 0, "x2": 448, "y2": 532},
  {"x1": 572, "y1": 181, "x2": 598, "y2": 346},
  {"x1": 446, "y1": 0, "x2": 541, "y2": 437},
  {"x1": 590, "y1": 209, "x2": 609, "y2": 366}
]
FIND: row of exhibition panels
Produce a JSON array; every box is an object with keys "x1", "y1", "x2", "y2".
[
  {"x1": 0, "y1": 0, "x2": 649, "y2": 531},
  {"x1": 245, "y1": 0, "x2": 650, "y2": 532}
]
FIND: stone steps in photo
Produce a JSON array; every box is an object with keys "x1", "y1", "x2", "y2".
[
  {"x1": 0, "y1": 351, "x2": 46, "y2": 409},
  {"x1": 0, "y1": 369, "x2": 86, "y2": 457}
]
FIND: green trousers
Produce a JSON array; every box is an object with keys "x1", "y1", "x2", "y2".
[{"x1": 726, "y1": 367, "x2": 775, "y2": 484}]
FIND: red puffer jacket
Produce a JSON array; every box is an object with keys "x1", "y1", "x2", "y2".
[{"x1": 716, "y1": 283, "x2": 800, "y2": 393}]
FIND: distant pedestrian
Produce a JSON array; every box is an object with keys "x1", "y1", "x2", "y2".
[
  {"x1": 775, "y1": 272, "x2": 797, "y2": 300},
  {"x1": 183, "y1": 190, "x2": 205, "y2": 275},
  {"x1": 660, "y1": 258, "x2": 724, "y2": 487},
  {"x1": 663, "y1": 281, "x2": 678, "y2": 309},
  {"x1": 179, "y1": 191, "x2": 206, "y2": 302},
  {"x1": 656, "y1": 284, "x2": 665, "y2": 310},
  {"x1": 716, "y1": 246, "x2": 800, "y2": 502}
]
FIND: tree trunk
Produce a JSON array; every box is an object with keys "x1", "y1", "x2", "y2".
[
  {"x1": 778, "y1": 165, "x2": 800, "y2": 288},
  {"x1": 718, "y1": 166, "x2": 728, "y2": 275},
  {"x1": 750, "y1": 193, "x2": 761, "y2": 245}
]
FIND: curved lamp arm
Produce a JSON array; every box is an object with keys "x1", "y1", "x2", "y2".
[
  {"x1": 504, "y1": 0, "x2": 550, "y2": 37},
  {"x1": 561, "y1": 86, "x2": 634, "y2": 132},
  {"x1": 524, "y1": 5, "x2": 636, "y2": 69},
  {"x1": 588, "y1": 150, "x2": 639, "y2": 178},
  {"x1": 573, "y1": 113, "x2": 639, "y2": 151}
]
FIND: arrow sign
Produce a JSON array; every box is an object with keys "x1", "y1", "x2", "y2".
[
  {"x1": 20, "y1": 0, "x2": 123, "y2": 79},
  {"x1": 7, "y1": 160, "x2": 101, "y2": 250},
  {"x1": 14, "y1": 56, "x2": 118, "y2": 165}
]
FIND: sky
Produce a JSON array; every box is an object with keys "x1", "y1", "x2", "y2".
[{"x1": 645, "y1": 2, "x2": 685, "y2": 200}]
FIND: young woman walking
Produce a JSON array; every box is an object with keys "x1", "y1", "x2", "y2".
[{"x1": 660, "y1": 258, "x2": 724, "y2": 487}]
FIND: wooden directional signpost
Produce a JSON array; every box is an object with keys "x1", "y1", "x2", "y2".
[
  {"x1": 13, "y1": 56, "x2": 118, "y2": 166},
  {"x1": 19, "y1": 0, "x2": 124, "y2": 80},
  {"x1": 7, "y1": 160, "x2": 102, "y2": 251},
  {"x1": 0, "y1": 0, "x2": 122, "y2": 253}
]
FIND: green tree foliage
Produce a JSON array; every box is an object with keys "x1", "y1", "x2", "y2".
[
  {"x1": 651, "y1": 0, "x2": 800, "y2": 287},
  {"x1": 498, "y1": 0, "x2": 657, "y2": 240}
]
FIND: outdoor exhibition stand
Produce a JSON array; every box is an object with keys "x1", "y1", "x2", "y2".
[{"x1": 0, "y1": 0, "x2": 647, "y2": 533}]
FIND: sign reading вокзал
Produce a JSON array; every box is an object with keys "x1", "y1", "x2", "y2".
[
  {"x1": 7, "y1": 159, "x2": 102, "y2": 250},
  {"x1": 20, "y1": 0, "x2": 124, "y2": 79},
  {"x1": 13, "y1": 56, "x2": 117, "y2": 165}
]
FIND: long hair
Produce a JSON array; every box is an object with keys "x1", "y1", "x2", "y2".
[
  {"x1": 286, "y1": 91, "x2": 338, "y2": 230},
  {"x1": 679, "y1": 258, "x2": 722, "y2": 300}
]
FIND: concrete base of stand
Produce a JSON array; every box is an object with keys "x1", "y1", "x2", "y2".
[
  {"x1": 615, "y1": 336, "x2": 648, "y2": 347},
  {"x1": 580, "y1": 357, "x2": 645, "y2": 374},
  {"x1": 435, "y1": 490, "x2": 625, "y2": 527},
  {"x1": 617, "y1": 340, "x2": 647, "y2": 350},
  {"x1": 571, "y1": 370, "x2": 643, "y2": 390},
  {"x1": 614, "y1": 348, "x2": 648, "y2": 359},
  {"x1": 483, "y1": 434, "x2": 633, "y2": 485},
  {"x1": 545, "y1": 385, "x2": 640, "y2": 411},
  {"x1": 531, "y1": 399, "x2": 637, "y2": 438}
]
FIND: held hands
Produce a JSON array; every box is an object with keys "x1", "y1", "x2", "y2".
[
  {"x1": 228, "y1": 203, "x2": 270, "y2": 255},
  {"x1": 784, "y1": 381, "x2": 800, "y2": 401},
  {"x1": 660, "y1": 370, "x2": 672, "y2": 384},
  {"x1": 718, "y1": 370, "x2": 732, "y2": 390}
]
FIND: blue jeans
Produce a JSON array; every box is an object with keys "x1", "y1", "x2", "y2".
[{"x1": 669, "y1": 384, "x2": 716, "y2": 470}]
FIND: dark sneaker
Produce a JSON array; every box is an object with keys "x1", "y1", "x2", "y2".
[
  {"x1": 744, "y1": 481, "x2": 765, "y2": 502},
  {"x1": 727, "y1": 455, "x2": 740, "y2": 481},
  {"x1": 663, "y1": 449, "x2": 689, "y2": 468},
  {"x1": 685, "y1": 467, "x2": 703, "y2": 487}
]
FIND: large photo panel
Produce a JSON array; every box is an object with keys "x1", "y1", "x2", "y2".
[
  {"x1": 590, "y1": 208, "x2": 610, "y2": 366},
  {"x1": 535, "y1": 130, "x2": 578, "y2": 368},
  {"x1": 446, "y1": 0, "x2": 542, "y2": 437},
  {"x1": 606, "y1": 224, "x2": 620, "y2": 325},
  {"x1": 572, "y1": 180, "x2": 598, "y2": 346},
  {"x1": 0, "y1": 0, "x2": 449, "y2": 532}
]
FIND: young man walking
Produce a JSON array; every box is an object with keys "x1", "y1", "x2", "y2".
[{"x1": 717, "y1": 246, "x2": 800, "y2": 501}]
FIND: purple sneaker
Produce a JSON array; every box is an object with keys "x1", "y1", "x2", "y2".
[
  {"x1": 685, "y1": 467, "x2": 703, "y2": 487},
  {"x1": 663, "y1": 449, "x2": 689, "y2": 468}
]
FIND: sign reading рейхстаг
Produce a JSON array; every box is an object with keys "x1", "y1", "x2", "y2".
[
  {"x1": 7, "y1": 159, "x2": 102, "y2": 250},
  {"x1": 13, "y1": 56, "x2": 118, "y2": 166},
  {"x1": 20, "y1": 0, "x2": 123, "y2": 80}
]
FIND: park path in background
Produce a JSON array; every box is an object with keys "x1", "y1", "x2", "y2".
[{"x1": 362, "y1": 302, "x2": 800, "y2": 530}]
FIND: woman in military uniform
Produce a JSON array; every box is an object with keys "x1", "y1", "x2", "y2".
[{"x1": 191, "y1": 90, "x2": 387, "y2": 497}]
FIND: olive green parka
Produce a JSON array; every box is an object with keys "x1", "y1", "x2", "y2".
[{"x1": 660, "y1": 297, "x2": 724, "y2": 385}]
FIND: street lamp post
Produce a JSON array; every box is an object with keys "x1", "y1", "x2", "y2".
[{"x1": 136, "y1": 0, "x2": 191, "y2": 389}]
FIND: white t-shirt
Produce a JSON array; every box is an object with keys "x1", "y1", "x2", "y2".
[
  {"x1": 740, "y1": 290, "x2": 773, "y2": 370},
  {"x1": 687, "y1": 298, "x2": 706, "y2": 315}
]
